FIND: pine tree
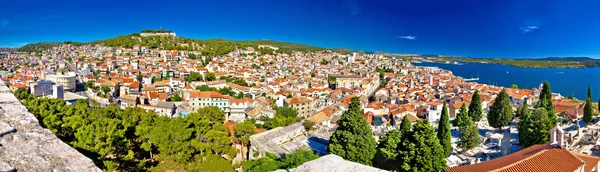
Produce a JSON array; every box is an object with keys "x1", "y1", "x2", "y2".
[
  {"x1": 535, "y1": 81, "x2": 557, "y2": 127},
  {"x1": 584, "y1": 85, "x2": 594, "y2": 125},
  {"x1": 518, "y1": 108, "x2": 551, "y2": 148},
  {"x1": 328, "y1": 97, "x2": 377, "y2": 165},
  {"x1": 488, "y1": 89, "x2": 514, "y2": 131},
  {"x1": 397, "y1": 120, "x2": 447, "y2": 172},
  {"x1": 468, "y1": 90, "x2": 483, "y2": 122},
  {"x1": 458, "y1": 115, "x2": 480, "y2": 151},
  {"x1": 437, "y1": 102, "x2": 452, "y2": 158}
]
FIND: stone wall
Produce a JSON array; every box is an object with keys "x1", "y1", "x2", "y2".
[{"x1": 0, "y1": 80, "x2": 100, "y2": 171}]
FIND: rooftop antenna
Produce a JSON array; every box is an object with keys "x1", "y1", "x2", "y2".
[{"x1": 159, "y1": 25, "x2": 162, "y2": 30}]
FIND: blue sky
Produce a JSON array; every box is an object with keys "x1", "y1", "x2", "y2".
[{"x1": 2, "y1": 0, "x2": 600, "y2": 58}]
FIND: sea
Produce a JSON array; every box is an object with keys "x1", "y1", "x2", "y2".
[{"x1": 413, "y1": 62, "x2": 600, "y2": 101}]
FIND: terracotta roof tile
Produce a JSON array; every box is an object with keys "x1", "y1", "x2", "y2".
[{"x1": 445, "y1": 144, "x2": 584, "y2": 172}]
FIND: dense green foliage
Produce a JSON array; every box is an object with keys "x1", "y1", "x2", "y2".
[
  {"x1": 535, "y1": 81, "x2": 557, "y2": 128},
  {"x1": 18, "y1": 42, "x2": 62, "y2": 53},
  {"x1": 185, "y1": 72, "x2": 203, "y2": 82},
  {"x1": 86, "y1": 33, "x2": 329, "y2": 57},
  {"x1": 261, "y1": 107, "x2": 298, "y2": 129},
  {"x1": 468, "y1": 91, "x2": 483, "y2": 122},
  {"x1": 437, "y1": 102, "x2": 452, "y2": 157},
  {"x1": 242, "y1": 149, "x2": 319, "y2": 172},
  {"x1": 328, "y1": 97, "x2": 377, "y2": 165},
  {"x1": 458, "y1": 114, "x2": 480, "y2": 151},
  {"x1": 434, "y1": 57, "x2": 600, "y2": 68},
  {"x1": 488, "y1": 89, "x2": 514, "y2": 130},
  {"x1": 584, "y1": 85, "x2": 594, "y2": 125},
  {"x1": 516, "y1": 103, "x2": 529, "y2": 118},
  {"x1": 518, "y1": 108, "x2": 552, "y2": 148},
  {"x1": 396, "y1": 120, "x2": 447, "y2": 172},
  {"x1": 16, "y1": 91, "x2": 237, "y2": 171},
  {"x1": 453, "y1": 104, "x2": 469, "y2": 128}
]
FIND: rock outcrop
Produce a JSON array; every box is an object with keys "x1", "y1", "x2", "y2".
[{"x1": 0, "y1": 80, "x2": 100, "y2": 171}]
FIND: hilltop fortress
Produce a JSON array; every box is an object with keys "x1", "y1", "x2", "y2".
[{"x1": 139, "y1": 29, "x2": 177, "y2": 37}]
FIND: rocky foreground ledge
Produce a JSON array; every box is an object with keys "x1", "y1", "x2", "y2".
[{"x1": 0, "y1": 80, "x2": 100, "y2": 171}]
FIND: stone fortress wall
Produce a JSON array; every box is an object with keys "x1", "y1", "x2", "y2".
[{"x1": 0, "y1": 80, "x2": 100, "y2": 171}]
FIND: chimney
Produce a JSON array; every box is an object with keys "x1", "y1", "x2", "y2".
[{"x1": 550, "y1": 123, "x2": 566, "y2": 148}]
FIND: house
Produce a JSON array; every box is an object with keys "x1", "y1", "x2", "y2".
[
  {"x1": 449, "y1": 101, "x2": 469, "y2": 119},
  {"x1": 120, "y1": 95, "x2": 139, "y2": 109},
  {"x1": 425, "y1": 101, "x2": 444, "y2": 127},
  {"x1": 185, "y1": 91, "x2": 230, "y2": 112},
  {"x1": 30, "y1": 80, "x2": 54, "y2": 97},
  {"x1": 229, "y1": 99, "x2": 247, "y2": 122},
  {"x1": 284, "y1": 96, "x2": 314, "y2": 117},
  {"x1": 138, "y1": 102, "x2": 176, "y2": 117}
]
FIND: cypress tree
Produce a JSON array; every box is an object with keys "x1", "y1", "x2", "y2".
[
  {"x1": 535, "y1": 81, "x2": 557, "y2": 127},
  {"x1": 458, "y1": 115, "x2": 480, "y2": 151},
  {"x1": 584, "y1": 85, "x2": 594, "y2": 125},
  {"x1": 488, "y1": 89, "x2": 514, "y2": 131},
  {"x1": 453, "y1": 104, "x2": 469, "y2": 128},
  {"x1": 328, "y1": 97, "x2": 377, "y2": 165},
  {"x1": 468, "y1": 91, "x2": 483, "y2": 122},
  {"x1": 437, "y1": 102, "x2": 452, "y2": 157}
]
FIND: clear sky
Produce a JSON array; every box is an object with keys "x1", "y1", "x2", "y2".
[{"x1": 2, "y1": 0, "x2": 600, "y2": 58}]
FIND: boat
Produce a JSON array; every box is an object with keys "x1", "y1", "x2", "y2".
[
  {"x1": 464, "y1": 78, "x2": 480, "y2": 81},
  {"x1": 506, "y1": 71, "x2": 509, "y2": 74},
  {"x1": 453, "y1": 61, "x2": 464, "y2": 65}
]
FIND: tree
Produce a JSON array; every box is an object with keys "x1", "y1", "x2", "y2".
[
  {"x1": 511, "y1": 84, "x2": 519, "y2": 89},
  {"x1": 437, "y1": 102, "x2": 452, "y2": 157},
  {"x1": 234, "y1": 120, "x2": 255, "y2": 160},
  {"x1": 204, "y1": 72, "x2": 216, "y2": 81},
  {"x1": 518, "y1": 108, "x2": 551, "y2": 148},
  {"x1": 453, "y1": 104, "x2": 469, "y2": 128},
  {"x1": 488, "y1": 89, "x2": 514, "y2": 131},
  {"x1": 458, "y1": 115, "x2": 480, "y2": 151},
  {"x1": 171, "y1": 94, "x2": 182, "y2": 102},
  {"x1": 196, "y1": 85, "x2": 214, "y2": 91},
  {"x1": 101, "y1": 86, "x2": 111, "y2": 96},
  {"x1": 136, "y1": 74, "x2": 142, "y2": 82},
  {"x1": 373, "y1": 129, "x2": 402, "y2": 170},
  {"x1": 235, "y1": 92, "x2": 244, "y2": 99},
  {"x1": 468, "y1": 91, "x2": 483, "y2": 122},
  {"x1": 535, "y1": 81, "x2": 557, "y2": 128},
  {"x1": 584, "y1": 85, "x2": 594, "y2": 125},
  {"x1": 186, "y1": 72, "x2": 203, "y2": 82},
  {"x1": 328, "y1": 97, "x2": 377, "y2": 165},
  {"x1": 396, "y1": 120, "x2": 447, "y2": 171},
  {"x1": 516, "y1": 103, "x2": 529, "y2": 118},
  {"x1": 303, "y1": 120, "x2": 315, "y2": 131}
]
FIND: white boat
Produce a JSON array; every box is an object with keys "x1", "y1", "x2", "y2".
[
  {"x1": 464, "y1": 78, "x2": 480, "y2": 81},
  {"x1": 506, "y1": 71, "x2": 509, "y2": 74}
]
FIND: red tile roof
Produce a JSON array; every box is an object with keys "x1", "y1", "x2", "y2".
[{"x1": 445, "y1": 144, "x2": 585, "y2": 172}]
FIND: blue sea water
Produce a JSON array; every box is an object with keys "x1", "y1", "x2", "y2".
[{"x1": 414, "y1": 62, "x2": 600, "y2": 100}]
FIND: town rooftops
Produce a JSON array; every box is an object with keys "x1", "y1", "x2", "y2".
[
  {"x1": 444, "y1": 144, "x2": 597, "y2": 172},
  {"x1": 189, "y1": 91, "x2": 224, "y2": 98}
]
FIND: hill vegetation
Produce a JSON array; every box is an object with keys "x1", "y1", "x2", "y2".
[{"x1": 18, "y1": 30, "x2": 353, "y2": 56}]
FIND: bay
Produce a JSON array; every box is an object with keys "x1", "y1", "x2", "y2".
[{"x1": 413, "y1": 62, "x2": 600, "y2": 100}]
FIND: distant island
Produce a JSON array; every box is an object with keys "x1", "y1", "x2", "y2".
[{"x1": 427, "y1": 56, "x2": 600, "y2": 68}]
